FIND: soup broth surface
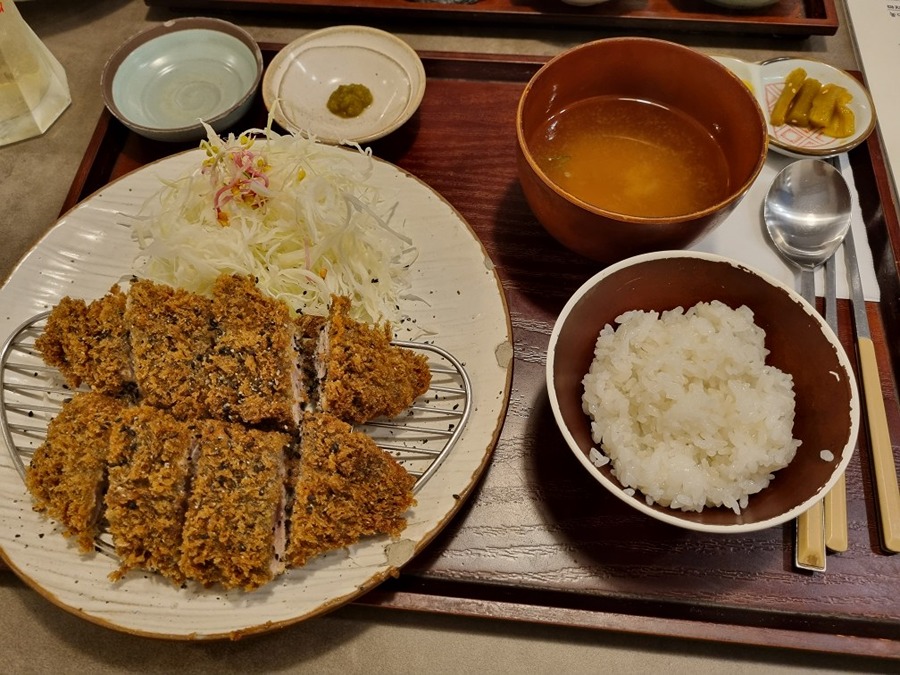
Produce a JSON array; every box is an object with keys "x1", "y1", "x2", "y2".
[{"x1": 531, "y1": 96, "x2": 731, "y2": 218}]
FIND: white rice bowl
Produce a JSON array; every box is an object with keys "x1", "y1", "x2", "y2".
[{"x1": 581, "y1": 300, "x2": 801, "y2": 514}]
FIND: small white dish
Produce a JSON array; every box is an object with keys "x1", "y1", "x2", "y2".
[
  {"x1": 101, "y1": 18, "x2": 262, "y2": 143},
  {"x1": 713, "y1": 55, "x2": 876, "y2": 158},
  {"x1": 263, "y1": 26, "x2": 426, "y2": 145}
]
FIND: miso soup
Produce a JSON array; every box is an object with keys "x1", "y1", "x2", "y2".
[{"x1": 530, "y1": 96, "x2": 731, "y2": 218}]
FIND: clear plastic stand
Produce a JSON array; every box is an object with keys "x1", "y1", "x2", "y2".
[{"x1": 0, "y1": 0, "x2": 71, "y2": 147}]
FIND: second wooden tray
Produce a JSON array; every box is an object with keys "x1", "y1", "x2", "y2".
[{"x1": 143, "y1": 0, "x2": 839, "y2": 37}]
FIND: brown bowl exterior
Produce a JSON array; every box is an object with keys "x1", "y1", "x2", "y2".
[
  {"x1": 548, "y1": 253, "x2": 859, "y2": 531},
  {"x1": 517, "y1": 37, "x2": 768, "y2": 264}
]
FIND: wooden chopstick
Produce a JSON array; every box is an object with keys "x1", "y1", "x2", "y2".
[
  {"x1": 839, "y1": 154, "x2": 900, "y2": 552},
  {"x1": 823, "y1": 251, "x2": 848, "y2": 552},
  {"x1": 796, "y1": 503, "x2": 826, "y2": 571},
  {"x1": 794, "y1": 258, "x2": 831, "y2": 572}
]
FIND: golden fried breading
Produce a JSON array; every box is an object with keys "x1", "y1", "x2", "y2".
[
  {"x1": 125, "y1": 279, "x2": 216, "y2": 420},
  {"x1": 30, "y1": 279, "x2": 435, "y2": 591},
  {"x1": 318, "y1": 296, "x2": 431, "y2": 424},
  {"x1": 180, "y1": 419, "x2": 290, "y2": 591},
  {"x1": 105, "y1": 405, "x2": 196, "y2": 584},
  {"x1": 204, "y1": 275, "x2": 296, "y2": 428},
  {"x1": 35, "y1": 286, "x2": 133, "y2": 395},
  {"x1": 35, "y1": 295, "x2": 88, "y2": 388},
  {"x1": 25, "y1": 393, "x2": 126, "y2": 552},
  {"x1": 285, "y1": 412, "x2": 416, "y2": 568}
]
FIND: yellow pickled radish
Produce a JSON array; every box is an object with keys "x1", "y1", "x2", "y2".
[
  {"x1": 786, "y1": 78, "x2": 822, "y2": 127},
  {"x1": 770, "y1": 67, "x2": 806, "y2": 126},
  {"x1": 824, "y1": 102, "x2": 856, "y2": 138}
]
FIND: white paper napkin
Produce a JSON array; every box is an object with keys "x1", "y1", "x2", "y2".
[{"x1": 689, "y1": 152, "x2": 880, "y2": 302}]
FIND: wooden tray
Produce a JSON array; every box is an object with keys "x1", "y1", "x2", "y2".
[
  {"x1": 143, "y1": 0, "x2": 839, "y2": 37},
  {"x1": 51, "y1": 48, "x2": 900, "y2": 657}
]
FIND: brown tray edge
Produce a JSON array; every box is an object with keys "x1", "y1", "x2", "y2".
[
  {"x1": 358, "y1": 586, "x2": 900, "y2": 660},
  {"x1": 143, "y1": 0, "x2": 839, "y2": 37}
]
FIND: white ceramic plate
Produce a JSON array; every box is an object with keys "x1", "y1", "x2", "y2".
[
  {"x1": 0, "y1": 148, "x2": 512, "y2": 639},
  {"x1": 713, "y1": 55, "x2": 876, "y2": 158},
  {"x1": 263, "y1": 26, "x2": 426, "y2": 145}
]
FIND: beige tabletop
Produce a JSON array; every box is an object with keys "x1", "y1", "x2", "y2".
[{"x1": 1, "y1": 1, "x2": 895, "y2": 672}]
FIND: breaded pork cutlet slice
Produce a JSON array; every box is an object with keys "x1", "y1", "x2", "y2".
[
  {"x1": 293, "y1": 313, "x2": 326, "y2": 408},
  {"x1": 35, "y1": 285, "x2": 134, "y2": 396},
  {"x1": 180, "y1": 419, "x2": 291, "y2": 591},
  {"x1": 316, "y1": 296, "x2": 431, "y2": 424},
  {"x1": 204, "y1": 275, "x2": 297, "y2": 429},
  {"x1": 105, "y1": 405, "x2": 196, "y2": 585},
  {"x1": 125, "y1": 279, "x2": 216, "y2": 420},
  {"x1": 285, "y1": 412, "x2": 416, "y2": 568},
  {"x1": 25, "y1": 393, "x2": 126, "y2": 552}
]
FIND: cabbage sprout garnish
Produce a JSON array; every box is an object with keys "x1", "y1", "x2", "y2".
[{"x1": 132, "y1": 123, "x2": 415, "y2": 324}]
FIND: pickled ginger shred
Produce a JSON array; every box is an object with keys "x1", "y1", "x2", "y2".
[{"x1": 131, "y1": 123, "x2": 415, "y2": 323}]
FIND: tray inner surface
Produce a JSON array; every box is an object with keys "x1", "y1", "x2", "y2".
[{"x1": 16, "y1": 48, "x2": 900, "y2": 657}]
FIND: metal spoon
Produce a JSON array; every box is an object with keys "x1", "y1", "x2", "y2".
[
  {"x1": 764, "y1": 158, "x2": 851, "y2": 572},
  {"x1": 764, "y1": 159, "x2": 852, "y2": 306}
]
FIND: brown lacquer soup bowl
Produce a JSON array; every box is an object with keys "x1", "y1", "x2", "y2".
[{"x1": 517, "y1": 37, "x2": 768, "y2": 264}]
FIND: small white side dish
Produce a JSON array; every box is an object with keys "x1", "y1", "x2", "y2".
[
  {"x1": 713, "y1": 55, "x2": 876, "y2": 158},
  {"x1": 263, "y1": 26, "x2": 425, "y2": 145}
]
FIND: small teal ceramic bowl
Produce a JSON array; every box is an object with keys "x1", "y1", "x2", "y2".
[{"x1": 101, "y1": 18, "x2": 262, "y2": 142}]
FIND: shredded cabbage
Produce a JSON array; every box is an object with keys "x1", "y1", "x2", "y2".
[{"x1": 131, "y1": 122, "x2": 416, "y2": 324}]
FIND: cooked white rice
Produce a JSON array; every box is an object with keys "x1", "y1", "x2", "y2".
[{"x1": 581, "y1": 300, "x2": 801, "y2": 514}]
